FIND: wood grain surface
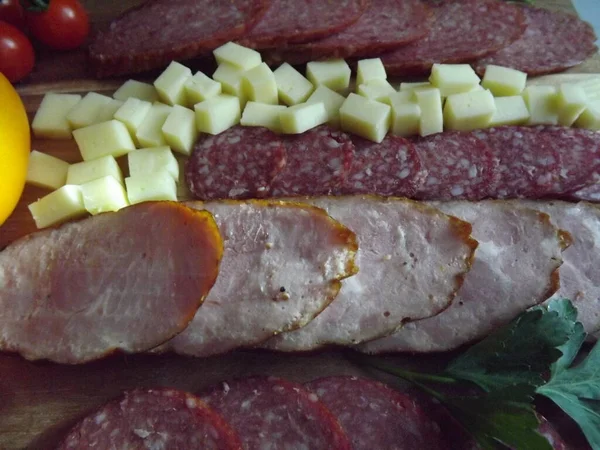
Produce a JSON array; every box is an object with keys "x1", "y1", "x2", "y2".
[{"x1": 0, "y1": 1, "x2": 597, "y2": 448}]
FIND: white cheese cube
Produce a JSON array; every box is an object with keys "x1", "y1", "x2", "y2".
[
  {"x1": 95, "y1": 99, "x2": 124, "y2": 122},
  {"x1": 429, "y1": 64, "x2": 480, "y2": 97},
  {"x1": 274, "y1": 63, "x2": 314, "y2": 106},
  {"x1": 306, "y1": 59, "x2": 351, "y2": 92},
  {"x1": 575, "y1": 100, "x2": 600, "y2": 130},
  {"x1": 114, "y1": 97, "x2": 152, "y2": 146},
  {"x1": 128, "y1": 146, "x2": 179, "y2": 181},
  {"x1": 306, "y1": 85, "x2": 346, "y2": 126},
  {"x1": 195, "y1": 94, "x2": 241, "y2": 135},
  {"x1": 444, "y1": 89, "x2": 496, "y2": 131},
  {"x1": 415, "y1": 88, "x2": 443, "y2": 136},
  {"x1": 185, "y1": 71, "x2": 222, "y2": 106},
  {"x1": 126, "y1": 170, "x2": 177, "y2": 204},
  {"x1": 28, "y1": 185, "x2": 87, "y2": 229},
  {"x1": 67, "y1": 155, "x2": 124, "y2": 186},
  {"x1": 242, "y1": 63, "x2": 278, "y2": 105},
  {"x1": 357, "y1": 79, "x2": 396, "y2": 103},
  {"x1": 213, "y1": 42, "x2": 261, "y2": 71},
  {"x1": 32, "y1": 93, "x2": 81, "y2": 139},
  {"x1": 356, "y1": 58, "x2": 387, "y2": 86},
  {"x1": 400, "y1": 82, "x2": 433, "y2": 92},
  {"x1": 162, "y1": 105, "x2": 198, "y2": 156},
  {"x1": 279, "y1": 102, "x2": 327, "y2": 134},
  {"x1": 241, "y1": 102, "x2": 287, "y2": 132},
  {"x1": 522, "y1": 85, "x2": 558, "y2": 125},
  {"x1": 136, "y1": 102, "x2": 172, "y2": 148},
  {"x1": 113, "y1": 80, "x2": 159, "y2": 102},
  {"x1": 390, "y1": 99, "x2": 420, "y2": 137},
  {"x1": 556, "y1": 83, "x2": 588, "y2": 126},
  {"x1": 489, "y1": 96, "x2": 530, "y2": 127},
  {"x1": 213, "y1": 63, "x2": 247, "y2": 107},
  {"x1": 154, "y1": 61, "x2": 192, "y2": 106},
  {"x1": 66, "y1": 92, "x2": 113, "y2": 129},
  {"x1": 73, "y1": 120, "x2": 136, "y2": 161},
  {"x1": 577, "y1": 77, "x2": 600, "y2": 103},
  {"x1": 81, "y1": 175, "x2": 129, "y2": 215},
  {"x1": 26, "y1": 151, "x2": 69, "y2": 190},
  {"x1": 481, "y1": 65, "x2": 527, "y2": 97},
  {"x1": 339, "y1": 93, "x2": 391, "y2": 143},
  {"x1": 388, "y1": 91, "x2": 414, "y2": 105}
]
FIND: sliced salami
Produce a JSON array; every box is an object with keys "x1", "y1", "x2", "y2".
[
  {"x1": 343, "y1": 135, "x2": 425, "y2": 197},
  {"x1": 380, "y1": 0, "x2": 525, "y2": 76},
  {"x1": 201, "y1": 377, "x2": 352, "y2": 450},
  {"x1": 412, "y1": 132, "x2": 498, "y2": 201},
  {"x1": 185, "y1": 127, "x2": 286, "y2": 200},
  {"x1": 475, "y1": 6, "x2": 598, "y2": 76},
  {"x1": 305, "y1": 377, "x2": 446, "y2": 450},
  {"x1": 58, "y1": 388, "x2": 242, "y2": 450},
  {"x1": 270, "y1": 126, "x2": 355, "y2": 197}
]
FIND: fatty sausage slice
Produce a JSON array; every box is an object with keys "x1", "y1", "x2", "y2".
[{"x1": 0, "y1": 202, "x2": 223, "y2": 363}]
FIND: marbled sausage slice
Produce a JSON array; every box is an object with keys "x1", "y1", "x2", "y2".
[{"x1": 0, "y1": 202, "x2": 223, "y2": 364}]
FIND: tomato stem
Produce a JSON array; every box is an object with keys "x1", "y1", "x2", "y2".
[{"x1": 20, "y1": 0, "x2": 49, "y2": 13}]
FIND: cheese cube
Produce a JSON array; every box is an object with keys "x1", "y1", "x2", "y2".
[
  {"x1": 162, "y1": 105, "x2": 198, "y2": 156},
  {"x1": 154, "y1": 61, "x2": 192, "y2": 106},
  {"x1": 242, "y1": 63, "x2": 278, "y2": 105},
  {"x1": 126, "y1": 170, "x2": 177, "y2": 204},
  {"x1": 390, "y1": 100, "x2": 421, "y2": 137},
  {"x1": 356, "y1": 58, "x2": 387, "y2": 86},
  {"x1": 67, "y1": 155, "x2": 124, "y2": 186},
  {"x1": 113, "y1": 80, "x2": 159, "y2": 102},
  {"x1": 489, "y1": 96, "x2": 530, "y2": 127},
  {"x1": 429, "y1": 64, "x2": 480, "y2": 97},
  {"x1": 522, "y1": 85, "x2": 558, "y2": 125},
  {"x1": 66, "y1": 92, "x2": 113, "y2": 129},
  {"x1": 575, "y1": 100, "x2": 600, "y2": 130},
  {"x1": 195, "y1": 94, "x2": 241, "y2": 135},
  {"x1": 415, "y1": 88, "x2": 443, "y2": 136},
  {"x1": 81, "y1": 176, "x2": 129, "y2": 215},
  {"x1": 306, "y1": 59, "x2": 351, "y2": 92},
  {"x1": 306, "y1": 85, "x2": 346, "y2": 126},
  {"x1": 114, "y1": 97, "x2": 152, "y2": 146},
  {"x1": 577, "y1": 77, "x2": 600, "y2": 103},
  {"x1": 481, "y1": 65, "x2": 527, "y2": 97},
  {"x1": 213, "y1": 42, "x2": 261, "y2": 71},
  {"x1": 128, "y1": 147, "x2": 179, "y2": 181},
  {"x1": 444, "y1": 89, "x2": 496, "y2": 131},
  {"x1": 96, "y1": 99, "x2": 124, "y2": 122},
  {"x1": 28, "y1": 185, "x2": 87, "y2": 229},
  {"x1": 556, "y1": 83, "x2": 588, "y2": 126},
  {"x1": 136, "y1": 102, "x2": 172, "y2": 148},
  {"x1": 279, "y1": 102, "x2": 328, "y2": 134},
  {"x1": 274, "y1": 63, "x2": 314, "y2": 106},
  {"x1": 32, "y1": 93, "x2": 81, "y2": 139},
  {"x1": 26, "y1": 151, "x2": 69, "y2": 190},
  {"x1": 357, "y1": 79, "x2": 396, "y2": 103},
  {"x1": 388, "y1": 91, "x2": 414, "y2": 105},
  {"x1": 185, "y1": 71, "x2": 222, "y2": 106},
  {"x1": 73, "y1": 120, "x2": 136, "y2": 161},
  {"x1": 213, "y1": 63, "x2": 247, "y2": 107},
  {"x1": 339, "y1": 93, "x2": 391, "y2": 143},
  {"x1": 241, "y1": 102, "x2": 287, "y2": 132},
  {"x1": 400, "y1": 82, "x2": 433, "y2": 92}
]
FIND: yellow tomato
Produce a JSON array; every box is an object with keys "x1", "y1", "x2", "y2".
[{"x1": 0, "y1": 73, "x2": 30, "y2": 225}]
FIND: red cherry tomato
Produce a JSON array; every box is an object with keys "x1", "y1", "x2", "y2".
[
  {"x1": 26, "y1": 0, "x2": 89, "y2": 51},
  {"x1": 0, "y1": 21, "x2": 35, "y2": 82},
  {"x1": 0, "y1": 0, "x2": 26, "y2": 30}
]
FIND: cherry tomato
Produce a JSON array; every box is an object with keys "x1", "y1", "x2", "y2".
[
  {"x1": 0, "y1": 21, "x2": 35, "y2": 82},
  {"x1": 26, "y1": 0, "x2": 89, "y2": 51},
  {"x1": 0, "y1": 0, "x2": 26, "y2": 29}
]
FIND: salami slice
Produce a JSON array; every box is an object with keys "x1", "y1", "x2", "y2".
[
  {"x1": 472, "y1": 127, "x2": 561, "y2": 199},
  {"x1": 380, "y1": 0, "x2": 525, "y2": 76},
  {"x1": 475, "y1": 6, "x2": 598, "y2": 76},
  {"x1": 202, "y1": 377, "x2": 352, "y2": 450},
  {"x1": 239, "y1": 0, "x2": 368, "y2": 49},
  {"x1": 58, "y1": 388, "x2": 242, "y2": 450},
  {"x1": 305, "y1": 377, "x2": 446, "y2": 450},
  {"x1": 270, "y1": 126, "x2": 355, "y2": 197},
  {"x1": 185, "y1": 127, "x2": 286, "y2": 200},
  {"x1": 412, "y1": 132, "x2": 498, "y2": 201}
]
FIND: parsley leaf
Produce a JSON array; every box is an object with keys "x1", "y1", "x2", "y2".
[{"x1": 547, "y1": 298, "x2": 586, "y2": 375}]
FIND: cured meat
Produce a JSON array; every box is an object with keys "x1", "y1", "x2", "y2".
[
  {"x1": 270, "y1": 126, "x2": 354, "y2": 197},
  {"x1": 201, "y1": 377, "x2": 352, "y2": 450},
  {"x1": 262, "y1": 196, "x2": 477, "y2": 351},
  {"x1": 475, "y1": 6, "x2": 598, "y2": 76},
  {"x1": 89, "y1": 0, "x2": 269, "y2": 77},
  {"x1": 343, "y1": 135, "x2": 425, "y2": 197},
  {"x1": 305, "y1": 376, "x2": 446, "y2": 450},
  {"x1": 568, "y1": 184, "x2": 600, "y2": 202},
  {"x1": 412, "y1": 132, "x2": 499, "y2": 201},
  {"x1": 380, "y1": 0, "x2": 525, "y2": 76},
  {"x1": 472, "y1": 126, "x2": 561, "y2": 199},
  {"x1": 0, "y1": 202, "x2": 222, "y2": 364},
  {"x1": 185, "y1": 127, "x2": 286, "y2": 200},
  {"x1": 360, "y1": 201, "x2": 567, "y2": 353},
  {"x1": 57, "y1": 388, "x2": 242, "y2": 450},
  {"x1": 239, "y1": 0, "x2": 368, "y2": 49},
  {"x1": 262, "y1": 0, "x2": 431, "y2": 66},
  {"x1": 163, "y1": 200, "x2": 358, "y2": 357}
]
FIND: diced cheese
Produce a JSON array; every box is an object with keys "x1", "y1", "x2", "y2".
[
  {"x1": 195, "y1": 94, "x2": 241, "y2": 135},
  {"x1": 489, "y1": 96, "x2": 530, "y2": 127},
  {"x1": 388, "y1": 91, "x2": 414, "y2": 105},
  {"x1": 126, "y1": 170, "x2": 177, "y2": 204},
  {"x1": 575, "y1": 100, "x2": 600, "y2": 130},
  {"x1": 242, "y1": 63, "x2": 278, "y2": 105},
  {"x1": 415, "y1": 88, "x2": 443, "y2": 136},
  {"x1": 96, "y1": 99, "x2": 124, "y2": 122},
  {"x1": 429, "y1": 64, "x2": 480, "y2": 97},
  {"x1": 213, "y1": 63, "x2": 247, "y2": 107},
  {"x1": 136, "y1": 102, "x2": 173, "y2": 148},
  {"x1": 26, "y1": 151, "x2": 69, "y2": 190},
  {"x1": 67, "y1": 155, "x2": 124, "y2": 186},
  {"x1": 154, "y1": 61, "x2": 192, "y2": 106},
  {"x1": 306, "y1": 59, "x2": 351, "y2": 92},
  {"x1": 443, "y1": 89, "x2": 496, "y2": 131},
  {"x1": 357, "y1": 79, "x2": 396, "y2": 104},
  {"x1": 28, "y1": 185, "x2": 87, "y2": 229},
  {"x1": 213, "y1": 42, "x2": 261, "y2": 71},
  {"x1": 128, "y1": 146, "x2": 179, "y2": 181},
  {"x1": 113, "y1": 80, "x2": 159, "y2": 102},
  {"x1": 80, "y1": 175, "x2": 129, "y2": 215},
  {"x1": 306, "y1": 85, "x2": 346, "y2": 126},
  {"x1": 279, "y1": 102, "x2": 328, "y2": 134},
  {"x1": 274, "y1": 63, "x2": 314, "y2": 106},
  {"x1": 556, "y1": 83, "x2": 588, "y2": 126},
  {"x1": 185, "y1": 71, "x2": 222, "y2": 106},
  {"x1": 32, "y1": 93, "x2": 81, "y2": 139},
  {"x1": 481, "y1": 65, "x2": 527, "y2": 97},
  {"x1": 113, "y1": 97, "x2": 152, "y2": 146},
  {"x1": 339, "y1": 93, "x2": 391, "y2": 143},
  {"x1": 577, "y1": 77, "x2": 600, "y2": 102},
  {"x1": 522, "y1": 85, "x2": 558, "y2": 125},
  {"x1": 162, "y1": 105, "x2": 198, "y2": 156},
  {"x1": 356, "y1": 58, "x2": 387, "y2": 86},
  {"x1": 400, "y1": 82, "x2": 433, "y2": 92},
  {"x1": 73, "y1": 120, "x2": 136, "y2": 161},
  {"x1": 390, "y1": 96, "x2": 420, "y2": 137},
  {"x1": 241, "y1": 101, "x2": 287, "y2": 132},
  {"x1": 66, "y1": 92, "x2": 113, "y2": 129}
]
